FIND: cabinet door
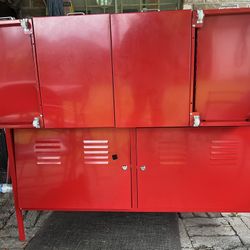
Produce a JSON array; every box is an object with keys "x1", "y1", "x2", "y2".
[
  {"x1": 33, "y1": 15, "x2": 114, "y2": 128},
  {"x1": 111, "y1": 10, "x2": 192, "y2": 127},
  {"x1": 0, "y1": 20, "x2": 41, "y2": 127},
  {"x1": 15, "y1": 129, "x2": 131, "y2": 210},
  {"x1": 137, "y1": 127, "x2": 250, "y2": 211},
  {"x1": 195, "y1": 10, "x2": 250, "y2": 125}
]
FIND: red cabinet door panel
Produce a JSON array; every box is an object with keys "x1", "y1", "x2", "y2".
[
  {"x1": 0, "y1": 21, "x2": 41, "y2": 127},
  {"x1": 195, "y1": 10, "x2": 250, "y2": 124},
  {"x1": 33, "y1": 15, "x2": 114, "y2": 128},
  {"x1": 112, "y1": 10, "x2": 192, "y2": 127},
  {"x1": 137, "y1": 127, "x2": 250, "y2": 211},
  {"x1": 15, "y1": 128, "x2": 131, "y2": 210}
]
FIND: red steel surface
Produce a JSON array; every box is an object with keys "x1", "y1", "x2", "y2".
[
  {"x1": 137, "y1": 127, "x2": 250, "y2": 211},
  {"x1": 3, "y1": 10, "x2": 250, "y2": 241},
  {"x1": 15, "y1": 128, "x2": 131, "y2": 210},
  {"x1": 33, "y1": 15, "x2": 114, "y2": 128},
  {"x1": 0, "y1": 21, "x2": 41, "y2": 127},
  {"x1": 195, "y1": 12, "x2": 250, "y2": 124},
  {"x1": 111, "y1": 10, "x2": 192, "y2": 127},
  {"x1": 5, "y1": 129, "x2": 25, "y2": 240},
  {"x1": 14, "y1": 127, "x2": 250, "y2": 212}
]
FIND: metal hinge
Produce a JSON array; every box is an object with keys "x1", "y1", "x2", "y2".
[
  {"x1": 197, "y1": 10, "x2": 204, "y2": 24},
  {"x1": 190, "y1": 112, "x2": 201, "y2": 127},
  {"x1": 20, "y1": 18, "x2": 32, "y2": 34},
  {"x1": 193, "y1": 114, "x2": 201, "y2": 127},
  {"x1": 32, "y1": 117, "x2": 40, "y2": 128}
]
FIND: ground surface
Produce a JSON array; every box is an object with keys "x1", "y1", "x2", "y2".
[
  {"x1": 1, "y1": 193, "x2": 250, "y2": 250},
  {"x1": 0, "y1": 193, "x2": 51, "y2": 249},
  {"x1": 25, "y1": 212, "x2": 180, "y2": 250},
  {"x1": 179, "y1": 212, "x2": 250, "y2": 250}
]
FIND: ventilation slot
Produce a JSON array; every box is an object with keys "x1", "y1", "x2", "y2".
[
  {"x1": 210, "y1": 140, "x2": 239, "y2": 166},
  {"x1": 83, "y1": 140, "x2": 109, "y2": 165},
  {"x1": 159, "y1": 141, "x2": 187, "y2": 166},
  {"x1": 34, "y1": 140, "x2": 62, "y2": 165}
]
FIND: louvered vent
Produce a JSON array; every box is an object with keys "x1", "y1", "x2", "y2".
[
  {"x1": 34, "y1": 140, "x2": 62, "y2": 165},
  {"x1": 210, "y1": 140, "x2": 239, "y2": 166},
  {"x1": 159, "y1": 141, "x2": 187, "y2": 166},
  {"x1": 83, "y1": 140, "x2": 109, "y2": 165}
]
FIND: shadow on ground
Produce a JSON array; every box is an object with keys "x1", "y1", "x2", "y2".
[{"x1": 25, "y1": 212, "x2": 181, "y2": 250}]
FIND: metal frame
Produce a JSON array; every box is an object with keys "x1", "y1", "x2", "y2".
[{"x1": 5, "y1": 129, "x2": 25, "y2": 241}]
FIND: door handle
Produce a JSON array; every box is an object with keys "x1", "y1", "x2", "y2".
[{"x1": 0, "y1": 16, "x2": 15, "y2": 20}]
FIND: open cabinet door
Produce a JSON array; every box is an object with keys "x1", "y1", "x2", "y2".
[
  {"x1": 112, "y1": 10, "x2": 192, "y2": 127},
  {"x1": 33, "y1": 15, "x2": 114, "y2": 128},
  {"x1": 194, "y1": 9, "x2": 250, "y2": 126},
  {"x1": 0, "y1": 19, "x2": 42, "y2": 128}
]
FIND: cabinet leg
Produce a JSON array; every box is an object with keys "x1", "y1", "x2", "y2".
[
  {"x1": 16, "y1": 208, "x2": 25, "y2": 241},
  {"x1": 5, "y1": 129, "x2": 26, "y2": 241}
]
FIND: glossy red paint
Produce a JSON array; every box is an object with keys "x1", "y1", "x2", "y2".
[
  {"x1": 3, "y1": 9, "x2": 250, "y2": 242},
  {"x1": 195, "y1": 10, "x2": 250, "y2": 124},
  {"x1": 0, "y1": 20, "x2": 41, "y2": 128},
  {"x1": 5, "y1": 129, "x2": 25, "y2": 240},
  {"x1": 15, "y1": 128, "x2": 131, "y2": 210},
  {"x1": 137, "y1": 127, "x2": 250, "y2": 211},
  {"x1": 33, "y1": 15, "x2": 114, "y2": 128},
  {"x1": 14, "y1": 126, "x2": 250, "y2": 212},
  {"x1": 111, "y1": 10, "x2": 192, "y2": 127}
]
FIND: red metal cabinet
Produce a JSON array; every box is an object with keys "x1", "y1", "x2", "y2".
[
  {"x1": 137, "y1": 127, "x2": 250, "y2": 211},
  {"x1": 111, "y1": 10, "x2": 192, "y2": 127},
  {"x1": 33, "y1": 15, "x2": 114, "y2": 128},
  {"x1": 0, "y1": 20, "x2": 41, "y2": 128},
  {"x1": 195, "y1": 10, "x2": 250, "y2": 126},
  {"x1": 15, "y1": 129, "x2": 131, "y2": 210}
]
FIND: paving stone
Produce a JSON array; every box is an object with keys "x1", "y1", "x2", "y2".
[
  {"x1": 187, "y1": 225, "x2": 235, "y2": 236},
  {"x1": 0, "y1": 227, "x2": 19, "y2": 238},
  {"x1": 0, "y1": 211, "x2": 12, "y2": 220},
  {"x1": 183, "y1": 217, "x2": 229, "y2": 227},
  {"x1": 178, "y1": 218, "x2": 193, "y2": 248},
  {"x1": 231, "y1": 247, "x2": 248, "y2": 250},
  {"x1": 5, "y1": 213, "x2": 18, "y2": 228},
  {"x1": 207, "y1": 212, "x2": 222, "y2": 218},
  {"x1": 221, "y1": 212, "x2": 238, "y2": 217},
  {"x1": 0, "y1": 211, "x2": 12, "y2": 229},
  {"x1": 0, "y1": 221, "x2": 5, "y2": 230},
  {"x1": 26, "y1": 227, "x2": 41, "y2": 241},
  {"x1": 0, "y1": 194, "x2": 9, "y2": 206},
  {"x1": 191, "y1": 236, "x2": 242, "y2": 249},
  {"x1": 0, "y1": 238, "x2": 27, "y2": 249},
  {"x1": 192, "y1": 212, "x2": 208, "y2": 218},
  {"x1": 241, "y1": 216, "x2": 250, "y2": 230},
  {"x1": 238, "y1": 213, "x2": 250, "y2": 218},
  {"x1": 180, "y1": 213, "x2": 194, "y2": 218},
  {"x1": 35, "y1": 211, "x2": 51, "y2": 228},
  {"x1": 226, "y1": 217, "x2": 250, "y2": 245},
  {"x1": 24, "y1": 211, "x2": 40, "y2": 228},
  {"x1": 2, "y1": 199, "x2": 15, "y2": 212}
]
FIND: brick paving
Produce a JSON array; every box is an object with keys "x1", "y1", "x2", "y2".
[
  {"x1": 179, "y1": 212, "x2": 250, "y2": 250},
  {"x1": 0, "y1": 193, "x2": 51, "y2": 249},
  {"x1": 1, "y1": 193, "x2": 250, "y2": 249}
]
